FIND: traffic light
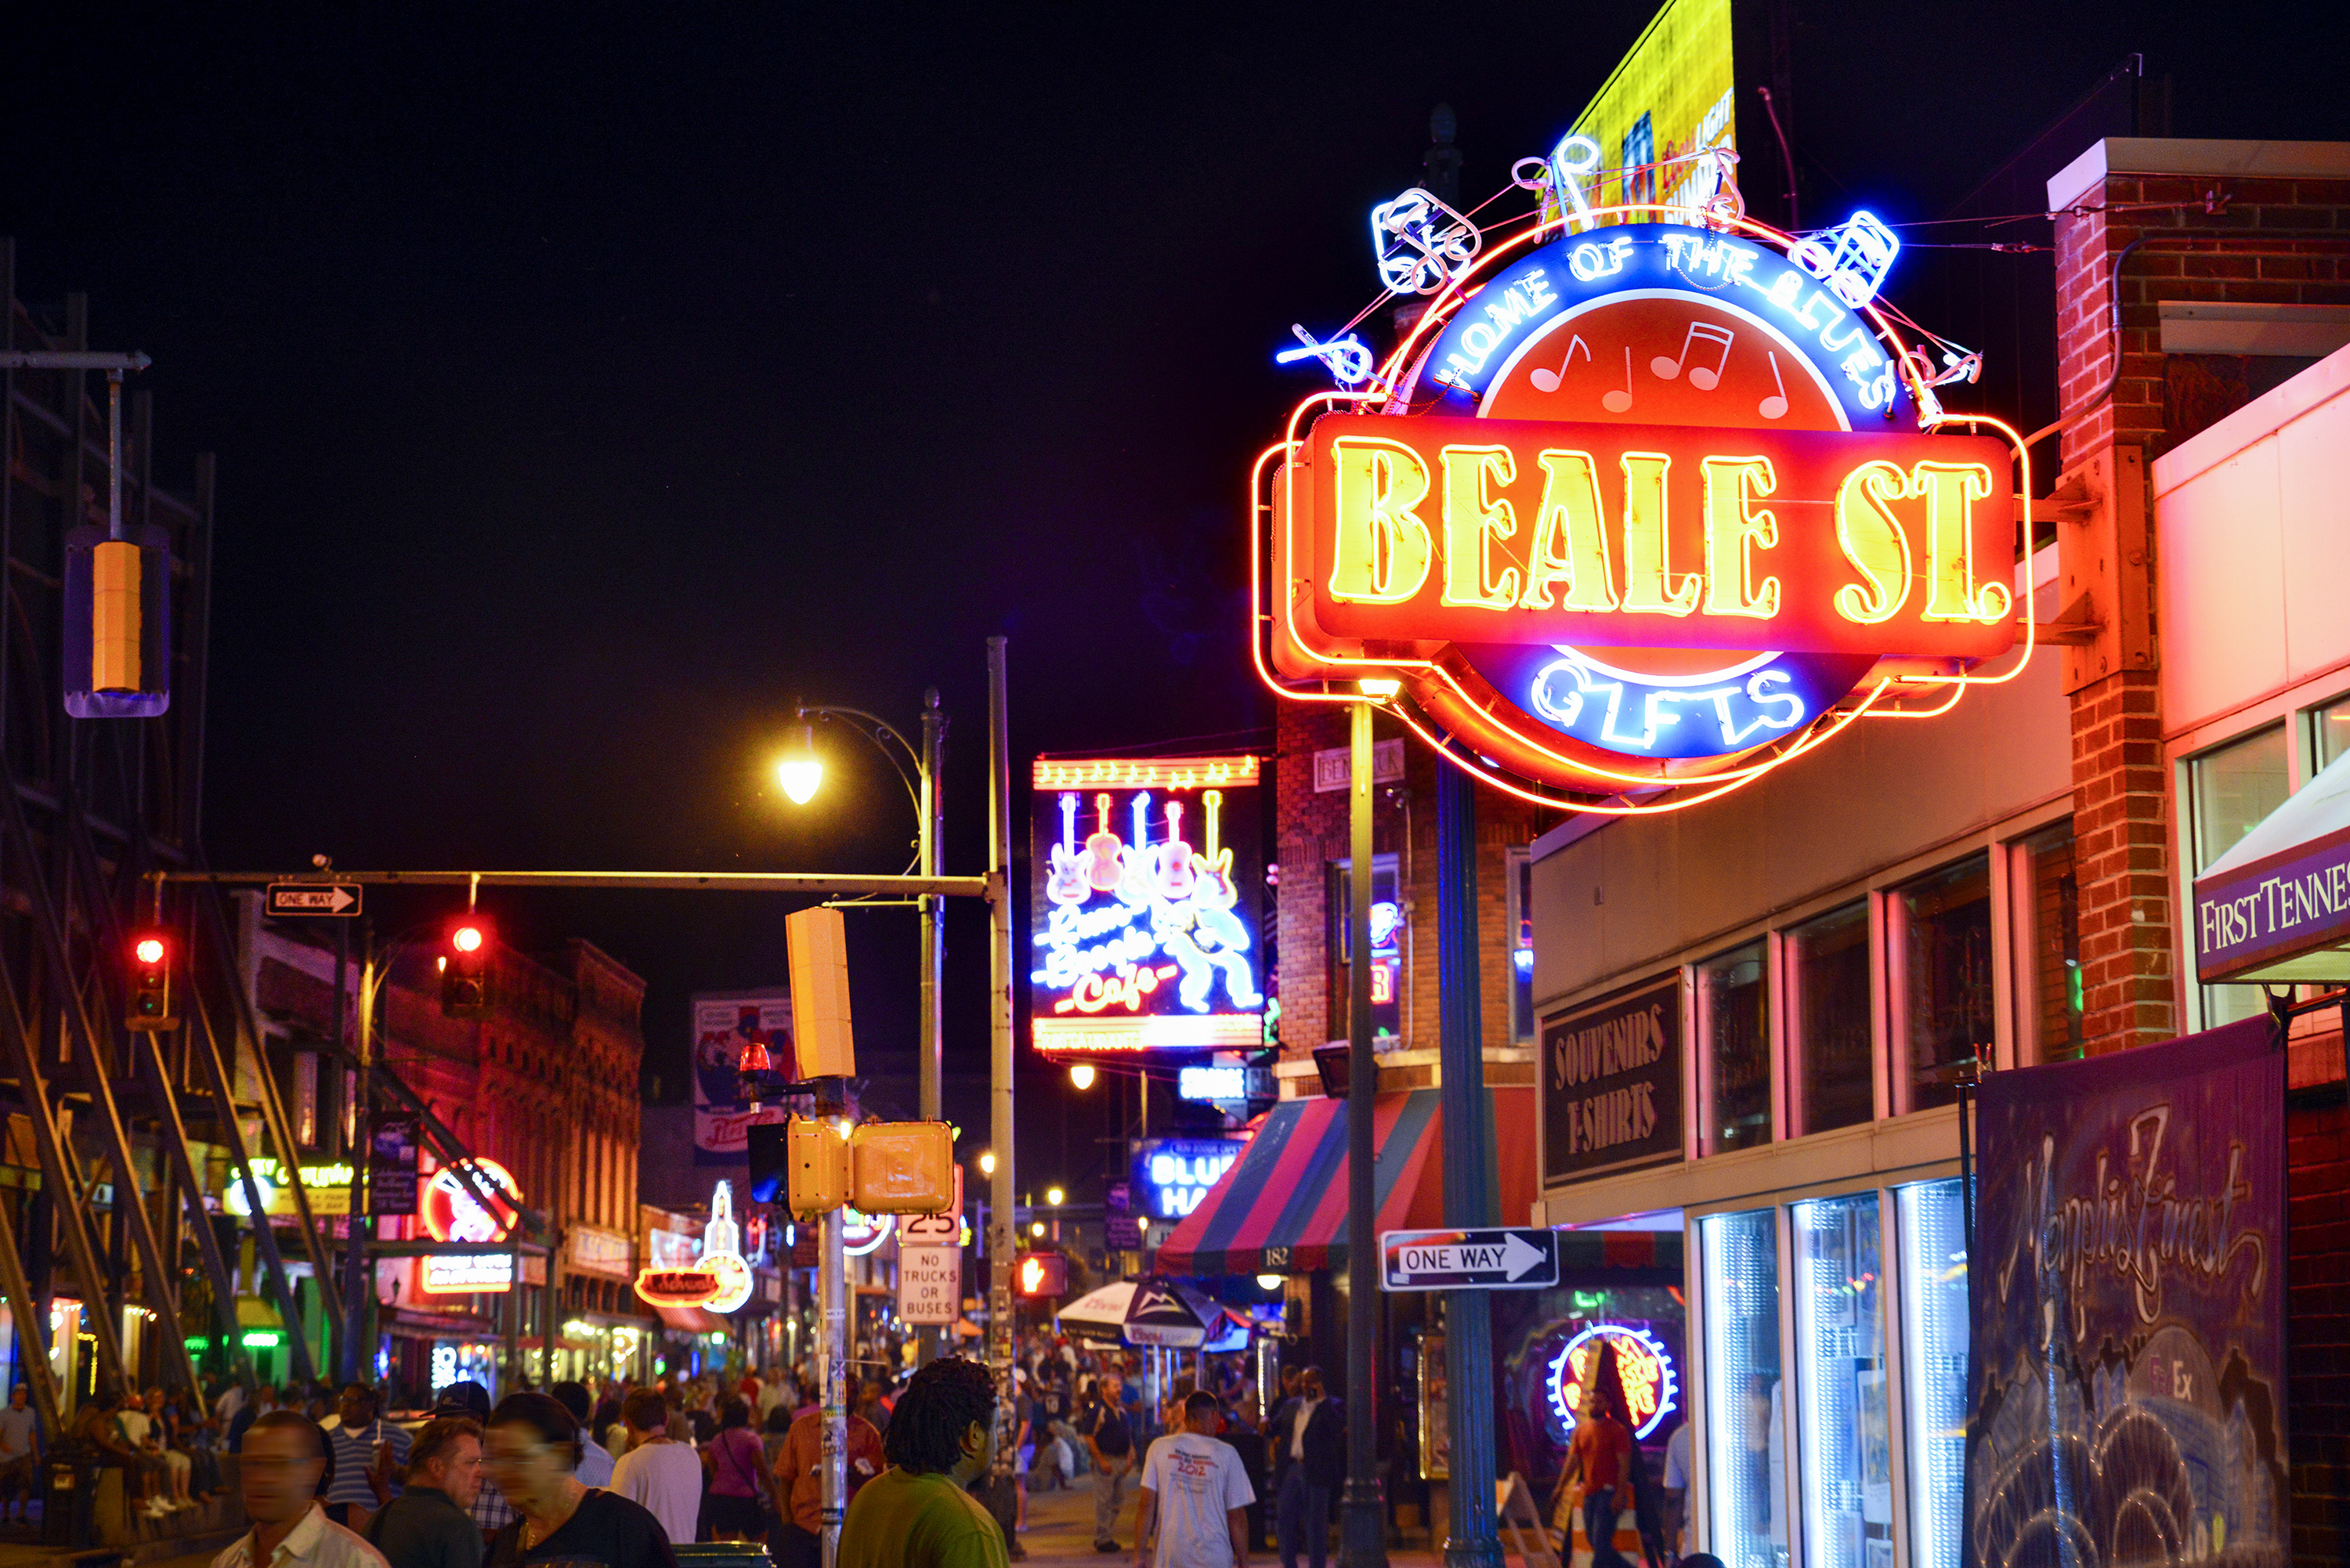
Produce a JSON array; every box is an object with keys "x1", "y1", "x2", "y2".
[
  {"x1": 1017, "y1": 1252, "x2": 1068, "y2": 1298},
  {"x1": 440, "y1": 918, "x2": 491, "y2": 1017},
  {"x1": 126, "y1": 930, "x2": 175, "y2": 1031}
]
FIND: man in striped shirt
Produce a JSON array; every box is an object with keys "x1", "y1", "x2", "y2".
[{"x1": 327, "y1": 1385, "x2": 411, "y2": 1522}]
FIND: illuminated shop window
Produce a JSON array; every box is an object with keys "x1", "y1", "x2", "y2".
[
  {"x1": 1889, "y1": 855, "x2": 1992, "y2": 1113},
  {"x1": 1791, "y1": 1192, "x2": 1889, "y2": 1568},
  {"x1": 1507, "y1": 848, "x2": 1536, "y2": 1043},
  {"x1": 2189, "y1": 725, "x2": 2288, "y2": 1027},
  {"x1": 1786, "y1": 901, "x2": 1872, "y2": 1134},
  {"x1": 2014, "y1": 822, "x2": 2083, "y2": 1063},
  {"x1": 2313, "y1": 693, "x2": 2350, "y2": 773},
  {"x1": 1329, "y1": 854, "x2": 1403, "y2": 1049},
  {"x1": 1701, "y1": 1209, "x2": 1784, "y2": 1568},
  {"x1": 1896, "y1": 1180, "x2": 1968, "y2": 1568},
  {"x1": 1697, "y1": 941, "x2": 1770, "y2": 1153}
]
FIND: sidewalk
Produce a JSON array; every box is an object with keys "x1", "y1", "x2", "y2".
[{"x1": 1006, "y1": 1472, "x2": 1542, "y2": 1567}]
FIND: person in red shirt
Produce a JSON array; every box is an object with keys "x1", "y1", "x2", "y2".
[
  {"x1": 772, "y1": 1405, "x2": 883, "y2": 1568},
  {"x1": 1553, "y1": 1387, "x2": 1633, "y2": 1568}
]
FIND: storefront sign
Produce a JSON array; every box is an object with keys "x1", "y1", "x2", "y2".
[
  {"x1": 690, "y1": 990, "x2": 791, "y2": 1165},
  {"x1": 1133, "y1": 1137, "x2": 1246, "y2": 1220},
  {"x1": 1968, "y1": 1018, "x2": 2284, "y2": 1568},
  {"x1": 634, "y1": 1268, "x2": 721, "y2": 1307},
  {"x1": 2193, "y1": 818, "x2": 2350, "y2": 983},
  {"x1": 1546, "y1": 1323, "x2": 1679, "y2": 1440},
  {"x1": 1029, "y1": 757, "x2": 1264, "y2": 1056},
  {"x1": 567, "y1": 1226, "x2": 634, "y2": 1278},
  {"x1": 222, "y1": 1158, "x2": 354, "y2": 1219},
  {"x1": 897, "y1": 1244, "x2": 962, "y2": 1325},
  {"x1": 1257, "y1": 212, "x2": 2031, "y2": 800},
  {"x1": 698, "y1": 1181, "x2": 754, "y2": 1313},
  {"x1": 418, "y1": 1158, "x2": 526, "y2": 1295},
  {"x1": 368, "y1": 1117, "x2": 418, "y2": 1216},
  {"x1": 1540, "y1": 976, "x2": 1682, "y2": 1183}
]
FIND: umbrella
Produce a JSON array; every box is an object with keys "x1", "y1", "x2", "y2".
[
  {"x1": 1122, "y1": 1275, "x2": 1227, "y2": 1349},
  {"x1": 1055, "y1": 1280, "x2": 1137, "y2": 1337}
]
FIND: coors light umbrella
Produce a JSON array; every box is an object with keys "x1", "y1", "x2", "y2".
[
  {"x1": 1122, "y1": 1275, "x2": 1226, "y2": 1349},
  {"x1": 1056, "y1": 1280, "x2": 1137, "y2": 1341}
]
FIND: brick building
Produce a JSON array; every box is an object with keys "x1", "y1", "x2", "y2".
[
  {"x1": 1523, "y1": 137, "x2": 2350, "y2": 1568},
  {"x1": 240, "y1": 896, "x2": 649, "y2": 1399}
]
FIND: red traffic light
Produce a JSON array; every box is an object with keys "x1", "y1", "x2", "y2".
[
  {"x1": 127, "y1": 929, "x2": 175, "y2": 1031},
  {"x1": 441, "y1": 917, "x2": 493, "y2": 1017},
  {"x1": 452, "y1": 923, "x2": 486, "y2": 954},
  {"x1": 134, "y1": 936, "x2": 166, "y2": 966}
]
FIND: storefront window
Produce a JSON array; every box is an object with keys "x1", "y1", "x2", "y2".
[
  {"x1": 2016, "y1": 822, "x2": 2083, "y2": 1063},
  {"x1": 1896, "y1": 1180, "x2": 1968, "y2": 1568},
  {"x1": 1702, "y1": 1209, "x2": 1784, "y2": 1568},
  {"x1": 1509, "y1": 847, "x2": 1536, "y2": 1042},
  {"x1": 2313, "y1": 694, "x2": 2350, "y2": 773},
  {"x1": 1791, "y1": 1192, "x2": 1889, "y2": 1568},
  {"x1": 1890, "y1": 856, "x2": 1992, "y2": 1112},
  {"x1": 1697, "y1": 942, "x2": 1772, "y2": 1153},
  {"x1": 2190, "y1": 726, "x2": 2289, "y2": 1027},
  {"x1": 1329, "y1": 854, "x2": 1403, "y2": 1049},
  {"x1": 1787, "y1": 902, "x2": 1872, "y2": 1134}
]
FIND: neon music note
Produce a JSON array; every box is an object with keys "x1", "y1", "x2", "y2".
[
  {"x1": 1759, "y1": 352, "x2": 1789, "y2": 420},
  {"x1": 1602, "y1": 345, "x2": 1634, "y2": 414},
  {"x1": 1651, "y1": 321, "x2": 1736, "y2": 390},
  {"x1": 1528, "y1": 333, "x2": 1592, "y2": 394}
]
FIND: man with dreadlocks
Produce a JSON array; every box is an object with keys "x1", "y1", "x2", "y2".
[{"x1": 835, "y1": 1358, "x2": 1010, "y2": 1568}]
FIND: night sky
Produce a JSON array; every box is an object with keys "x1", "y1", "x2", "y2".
[{"x1": 4, "y1": 4, "x2": 2345, "y2": 1200}]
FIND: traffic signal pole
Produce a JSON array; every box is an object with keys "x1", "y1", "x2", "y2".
[
  {"x1": 987, "y1": 638, "x2": 1018, "y2": 1461},
  {"x1": 820, "y1": 1200, "x2": 847, "y2": 1568},
  {"x1": 916, "y1": 688, "x2": 946, "y2": 1368}
]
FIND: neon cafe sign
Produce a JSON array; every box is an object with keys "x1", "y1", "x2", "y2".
[
  {"x1": 633, "y1": 1181, "x2": 757, "y2": 1313},
  {"x1": 1547, "y1": 1323, "x2": 1679, "y2": 1440},
  {"x1": 1258, "y1": 166, "x2": 2035, "y2": 808},
  {"x1": 1028, "y1": 757, "x2": 1265, "y2": 1057},
  {"x1": 418, "y1": 1158, "x2": 525, "y2": 1295}
]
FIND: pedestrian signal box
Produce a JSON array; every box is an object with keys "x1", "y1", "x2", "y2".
[
  {"x1": 786, "y1": 1117, "x2": 852, "y2": 1219},
  {"x1": 1017, "y1": 1252, "x2": 1068, "y2": 1297}
]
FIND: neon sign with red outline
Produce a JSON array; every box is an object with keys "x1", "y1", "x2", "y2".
[
  {"x1": 1253, "y1": 194, "x2": 2037, "y2": 810},
  {"x1": 1547, "y1": 1322, "x2": 1679, "y2": 1440}
]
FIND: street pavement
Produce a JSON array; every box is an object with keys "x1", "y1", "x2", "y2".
[{"x1": 1010, "y1": 1469, "x2": 1506, "y2": 1566}]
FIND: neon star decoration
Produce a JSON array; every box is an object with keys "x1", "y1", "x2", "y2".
[{"x1": 1371, "y1": 187, "x2": 1482, "y2": 295}]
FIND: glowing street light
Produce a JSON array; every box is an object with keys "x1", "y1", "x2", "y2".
[
  {"x1": 1068, "y1": 1063, "x2": 1096, "y2": 1090},
  {"x1": 1031, "y1": 1221, "x2": 1045, "y2": 1237},
  {"x1": 1046, "y1": 1187, "x2": 1065, "y2": 1207},
  {"x1": 978, "y1": 1151, "x2": 996, "y2": 1176},
  {"x1": 776, "y1": 723, "x2": 824, "y2": 805}
]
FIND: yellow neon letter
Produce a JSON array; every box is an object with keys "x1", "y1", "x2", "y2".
[
  {"x1": 1833, "y1": 460, "x2": 1911, "y2": 624},
  {"x1": 1913, "y1": 461, "x2": 2012, "y2": 623},
  {"x1": 1438, "y1": 445, "x2": 1521, "y2": 609},
  {"x1": 1618, "y1": 452, "x2": 1699, "y2": 617},
  {"x1": 1518, "y1": 451, "x2": 1618, "y2": 612},
  {"x1": 1701, "y1": 456, "x2": 1780, "y2": 619},
  {"x1": 1328, "y1": 438, "x2": 1435, "y2": 604}
]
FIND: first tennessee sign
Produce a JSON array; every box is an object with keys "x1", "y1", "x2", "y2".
[{"x1": 1273, "y1": 414, "x2": 2013, "y2": 779}]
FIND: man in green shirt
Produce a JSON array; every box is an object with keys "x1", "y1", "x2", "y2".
[{"x1": 836, "y1": 1358, "x2": 1009, "y2": 1568}]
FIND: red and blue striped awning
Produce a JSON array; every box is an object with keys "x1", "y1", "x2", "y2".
[{"x1": 1157, "y1": 1086, "x2": 1538, "y2": 1278}]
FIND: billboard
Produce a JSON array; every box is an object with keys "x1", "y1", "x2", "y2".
[
  {"x1": 1969, "y1": 1019, "x2": 2285, "y2": 1568},
  {"x1": 1029, "y1": 755, "x2": 1264, "y2": 1056},
  {"x1": 1570, "y1": 0, "x2": 1737, "y2": 218},
  {"x1": 691, "y1": 989, "x2": 792, "y2": 1165}
]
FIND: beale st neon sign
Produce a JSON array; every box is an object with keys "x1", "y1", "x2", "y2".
[{"x1": 1257, "y1": 212, "x2": 2035, "y2": 804}]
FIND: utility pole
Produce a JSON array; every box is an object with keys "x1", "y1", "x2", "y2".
[
  {"x1": 819, "y1": 1185, "x2": 848, "y2": 1568},
  {"x1": 341, "y1": 920, "x2": 371, "y2": 1383},
  {"x1": 916, "y1": 685, "x2": 946, "y2": 1367},
  {"x1": 1435, "y1": 765, "x2": 1502, "y2": 1567},
  {"x1": 987, "y1": 638, "x2": 1017, "y2": 1435},
  {"x1": 1342, "y1": 698, "x2": 1387, "y2": 1566}
]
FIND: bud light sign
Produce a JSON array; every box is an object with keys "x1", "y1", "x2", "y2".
[{"x1": 1133, "y1": 1136, "x2": 1246, "y2": 1220}]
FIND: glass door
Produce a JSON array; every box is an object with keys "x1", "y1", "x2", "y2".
[
  {"x1": 1896, "y1": 1180, "x2": 1968, "y2": 1568},
  {"x1": 1702, "y1": 1208, "x2": 1787, "y2": 1568},
  {"x1": 1791, "y1": 1193, "x2": 1890, "y2": 1568}
]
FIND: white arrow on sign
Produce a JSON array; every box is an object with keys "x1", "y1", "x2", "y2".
[
  {"x1": 269, "y1": 883, "x2": 360, "y2": 914},
  {"x1": 1391, "y1": 1231, "x2": 1548, "y2": 1281}
]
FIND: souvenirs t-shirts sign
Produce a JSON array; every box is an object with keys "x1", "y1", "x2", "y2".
[{"x1": 1541, "y1": 975, "x2": 1682, "y2": 1183}]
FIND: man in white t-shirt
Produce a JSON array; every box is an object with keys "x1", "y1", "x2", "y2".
[
  {"x1": 609, "y1": 1386, "x2": 703, "y2": 1543},
  {"x1": 1134, "y1": 1390, "x2": 1253, "y2": 1568}
]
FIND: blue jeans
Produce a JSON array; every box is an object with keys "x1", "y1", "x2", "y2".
[
  {"x1": 1585, "y1": 1490, "x2": 1631, "y2": 1568},
  {"x1": 1276, "y1": 1467, "x2": 1331, "y2": 1568}
]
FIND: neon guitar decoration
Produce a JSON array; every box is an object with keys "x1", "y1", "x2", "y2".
[
  {"x1": 1155, "y1": 800, "x2": 1197, "y2": 899},
  {"x1": 1047, "y1": 792, "x2": 1090, "y2": 905},
  {"x1": 1194, "y1": 789, "x2": 1237, "y2": 906},
  {"x1": 1084, "y1": 793, "x2": 1124, "y2": 892}
]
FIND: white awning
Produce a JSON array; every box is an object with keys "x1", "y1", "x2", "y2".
[{"x1": 2194, "y1": 748, "x2": 2350, "y2": 985}]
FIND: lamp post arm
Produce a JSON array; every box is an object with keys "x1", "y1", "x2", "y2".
[{"x1": 796, "y1": 704, "x2": 926, "y2": 822}]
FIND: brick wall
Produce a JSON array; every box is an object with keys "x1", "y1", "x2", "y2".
[
  {"x1": 2054, "y1": 168, "x2": 2350, "y2": 1058},
  {"x1": 2288, "y1": 1081, "x2": 2350, "y2": 1567},
  {"x1": 1272, "y1": 699, "x2": 1549, "y2": 1089}
]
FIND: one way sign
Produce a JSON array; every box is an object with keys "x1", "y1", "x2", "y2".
[
  {"x1": 1379, "y1": 1227, "x2": 1559, "y2": 1292},
  {"x1": 266, "y1": 882, "x2": 363, "y2": 917}
]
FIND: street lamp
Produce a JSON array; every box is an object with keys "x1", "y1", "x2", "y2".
[
  {"x1": 776, "y1": 724, "x2": 823, "y2": 805},
  {"x1": 978, "y1": 1151, "x2": 996, "y2": 1176},
  {"x1": 1046, "y1": 1187, "x2": 1065, "y2": 1207},
  {"x1": 1068, "y1": 1063, "x2": 1096, "y2": 1090}
]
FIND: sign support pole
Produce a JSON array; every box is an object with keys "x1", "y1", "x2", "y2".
[
  {"x1": 1342, "y1": 698, "x2": 1387, "y2": 1566},
  {"x1": 1434, "y1": 764, "x2": 1504, "y2": 1567},
  {"x1": 987, "y1": 638, "x2": 1020, "y2": 1484},
  {"x1": 916, "y1": 685, "x2": 945, "y2": 1369},
  {"x1": 820, "y1": 1200, "x2": 847, "y2": 1568},
  {"x1": 341, "y1": 920, "x2": 374, "y2": 1383}
]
